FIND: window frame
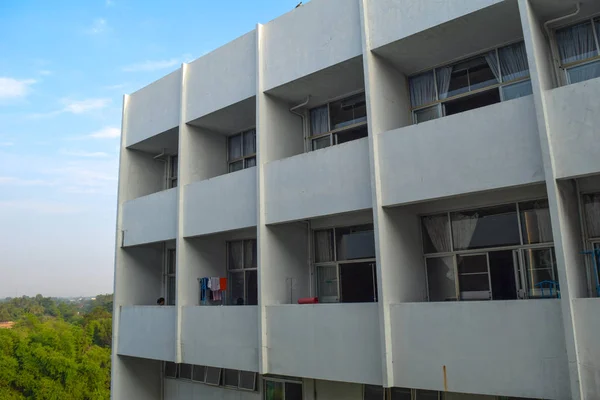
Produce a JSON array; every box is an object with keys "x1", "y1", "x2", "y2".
[
  {"x1": 227, "y1": 128, "x2": 257, "y2": 173},
  {"x1": 313, "y1": 224, "x2": 377, "y2": 303},
  {"x1": 306, "y1": 91, "x2": 368, "y2": 152},
  {"x1": 421, "y1": 199, "x2": 559, "y2": 302},
  {"x1": 227, "y1": 239, "x2": 258, "y2": 305},
  {"x1": 164, "y1": 247, "x2": 176, "y2": 306},
  {"x1": 363, "y1": 386, "x2": 445, "y2": 400},
  {"x1": 553, "y1": 17, "x2": 600, "y2": 85},
  {"x1": 409, "y1": 40, "x2": 532, "y2": 124},
  {"x1": 167, "y1": 154, "x2": 178, "y2": 188},
  {"x1": 164, "y1": 361, "x2": 178, "y2": 379},
  {"x1": 263, "y1": 377, "x2": 303, "y2": 400}
]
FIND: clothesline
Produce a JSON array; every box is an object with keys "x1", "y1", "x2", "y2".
[{"x1": 199, "y1": 277, "x2": 227, "y2": 305}]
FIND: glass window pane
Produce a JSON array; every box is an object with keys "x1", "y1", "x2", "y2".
[
  {"x1": 229, "y1": 271, "x2": 244, "y2": 305},
  {"x1": 314, "y1": 229, "x2": 334, "y2": 263},
  {"x1": 245, "y1": 270, "x2": 258, "y2": 306},
  {"x1": 223, "y1": 369, "x2": 239, "y2": 387},
  {"x1": 364, "y1": 385, "x2": 385, "y2": 400},
  {"x1": 499, "y1": 41, "x2": 530, "y2": 81},
  {"x1": 239, "y1": 371, "x2": 256, "y2": 390},
  {"x1": 458, "y1": 254, "x2": 490, "y2": 300},
  {"x1": 390, "y1": 387, "x2": 412, "y2": 400},
  {"x1": 458, "y1": 254, "x2": 488, "y2": 274},
  {"x1": 335, "y1": 125, "x2": 368, "y2": 145},
  {"x1": 414, "y1": 105, "x2": 440, "y2": 124},
  {"x1": 243, "y1": 129, "x2": 256, "y2": 156},
  {"x1": 410, "y1": 71, "x2": 437, "y2": 107},
  {"x1": 426, "y1": 257, "x2": 457, "y2": 302},
  {"x1": 245, "y1": 156, "x2": 256, "y2": 168},
  {"x1": 310, "y1": 105, "x2": 329, "y2": 136},
  {"x1": 229, "y1": 241, "x2": 243, "y2": 270},
  {"x1": 265, "y1": 381, "x2": 284, "y2": 400},
  {"x1": 167, "y1": 249, "x2": 176, "y2": 274},
  {"x1": 583, "y1": 193, "x2": 600, "y2": 238},
  {"x1": 317, "y1": 265, "x2": 338, "y2": 302},
  {"x1": 520, "y1": 200, "x2": 553, "y2": 244},
  {"x1": 179, "y1": 363, "x2": 192, "y2": 380},
  {"x1": 244, "y1": 240, "x2": 257, "y2": 269},
  {"x1": 502, "y1": 80, "x2": 533, "y2": 101},
  {"x1": 415, "y1": 389, "x2": 439, "y2": 400},
  {"x1": 451, "y1": 205, "x2": 520, "y2": 250},
  {"x1": 164, "y1": 362, "x2": 177, "y2": 378},
  {"x1": 422, "y1": 214, "x2": 451, "y2": 253},
  {"x1": 556, "y1": 21, "x2": 597, "y2": 64},
  {"x1": 567, "y1": 60, "x2": 600, "y2": 84},
  {"x1": 469, "y1": 54, "x2": 499, "y2": 91},
  {"x1": 285, "y1": 382, "x2": 303, "y2": 400},
  {"x1": 170, "y1": 155, "x2": 178, "y2": 178},
  {"x1": 229, "y1": 160, "x2": 244, "y2": 173},
  {"x1": 447, "y1": 67, "x2": 470, "y2": 98},
  {"x1": 523, "y1": 248, "x2": 559, "y2": 298},
  {"x1": 192, "y1": 365, "x2": 206, "y2": 382},
  {"x1": 329, "y1": 93, "x2": 367, "y2": 130},
  {"x1": 336, "y1": 225, "x2": 376, "y2": 261},
  {"x1": 312, "y1": 136, "x2": 330, "y2": 151},
  {"x1": 228, "y1": 134, "x2": 242, "y2": 160},
  {"x1": 205, "y1": 367, "x2": 221, "y2": 385},
  {"x1": 167, "y1": 276, "x2": 176, "y2": 306},
  {"x1": 340, "y1": 262, "x2": 376, "y2": 303}
]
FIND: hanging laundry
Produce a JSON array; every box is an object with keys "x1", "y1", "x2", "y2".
[{"x1": 210, "y1": 277, "x2": 222, "y2": 301}]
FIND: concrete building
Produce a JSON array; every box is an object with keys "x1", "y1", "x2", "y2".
[{"x1": 110, "y1": 0, "x2": 600, "y2": 399}]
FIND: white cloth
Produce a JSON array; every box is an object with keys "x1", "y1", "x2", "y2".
[{"x1": 210, "y1": 277, "x2": 220, "y2": 291}]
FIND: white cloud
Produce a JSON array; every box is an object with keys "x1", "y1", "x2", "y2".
[
  {"x1": 122, "y1": 58, "x2": 180, "y2": 72},
  {"x1": 0, "y1": 142, "x2": 14, "y2": 146},
  {"x1": 85, "y1": 18, "x2": 108, "y2": 35},
  {"x1": 0, "y1": 77, "x2": 36, "y2": 99},
  {"x1": 38, "y1": 70, "x2": 52, "y2": 76},
  {"x1": 60, "y1": 149, "x2": 110, "y2": 158},
  {"x1": 31, "y1": 98, "x2": 112, "y2": 118},
  {"x1": 88, "y1": 126, "x2": 120, "y2": 139}
]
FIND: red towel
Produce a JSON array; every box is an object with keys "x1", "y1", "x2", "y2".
[{"x1": 220, "y1": 277, "x2": 227, "y2": 291}]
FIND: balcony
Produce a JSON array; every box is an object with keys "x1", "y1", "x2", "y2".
[
  {"x1": 122, "y1": 188, "x2": 177, "y2": 247},
  {"x1": 181, "y1": 306, "x2": 259, "y2": 372},
  {"x1": 185, "y1": 31, "x2": 256, "y2": 123},
  {"x1": 262, "y1": 0, "x2": 362, "y2": 91},
  {"x1": 183, "y1": 168, "x2": 256, "y2": 237},
  {"x1": 265, "y1": 303, "x2": 382, "y2": 385},
  {"x1": 378, "y1": 96, "x2": 544, "y2": 206},
  {"x1": 125, "y1": 68, "x2": 182, "y2": 147},
  {"x1": 117, "y1": 306, "x2": 176, "y2": 362},
  {"x1": 264, "y1": 138, "x2": 371, "y2": 224},
  {"x1": 390, "y1": 300, "x2": 569, "y2": 399},
  {"x1": 546, "y1": 76, "x2": 600, "y2": 179},
  {"x1": 573, "y1": 298, "x2": 600, "y2": 398}
]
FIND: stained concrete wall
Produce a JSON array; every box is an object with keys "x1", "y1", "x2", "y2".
[
  {"x1": 122, "y1": 188, "x2": 177, "y2": 246},
  {"x1": 181, "y1": 306, "x2": 259, "y2": 372},
  {"x1": 117, "y1": 306, "x2": 177, "y2": 362},
  {"x1": 378, "y1": 96, "x2": 544, "y2": 206},
  {"x1": 126, "y1": 69, "x2": 182, "y2": 147},
  {"x1": 266, "y1": 303, "x2": 382, "y2": 385},
  {"x1": 573, "y1": 298, "x2": 600, "y2": 399},
  {"x1": 263, "y1": 138, "x2": 372, "y2": 224},
  {"x1": 121, "y1": 149, "x2": 166, "y2": 202},
  {"x1": 184, "y1": 168, "x2": 257, "y2": 237},
  {"x1": 391, "y1": 300, "x2": 570, "y2": 399}
]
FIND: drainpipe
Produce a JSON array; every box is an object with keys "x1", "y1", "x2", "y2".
[
  {"x1": 543, "y1": 2, "x2": 581, "y2": 84},
  {"x1": 289, "y1": 96, "x2": 311, "y2": 151}
]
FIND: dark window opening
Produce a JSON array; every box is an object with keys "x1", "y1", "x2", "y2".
[
  {"x1": 340, "y1": 262, "x2": 377, "y2": 303},
  {"x1": 444, "y1": 89, "x2": 501, "y2": 116},
  {"x1": 489, "y1": 250, "x2": 517, "y2": 300}
]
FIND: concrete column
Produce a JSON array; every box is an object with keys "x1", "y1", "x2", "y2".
[{"x1": 519, "y1": 1, "x2": 587, "y2": 398}]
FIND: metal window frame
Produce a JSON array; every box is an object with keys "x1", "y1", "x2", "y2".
[
  {"x1": 238, "y1": 371, "x2": 258, "y2": 392},
  {"x1": 164, "y1": 246, "x2": 177, "y2": 306},
  {"x1": 191, "y1": 364, "x2": 207, "y2": 383},
  {"x1": 553, "y1": 17, "x2": 600, "y2": 85},
  {"x1": 263, "y1": 377, "x2": 303, "y2": 400},
  {"x1": 227, "y1": 128, "x2": 257, "y2": 172},
  {"x1": 164, "y1": 361, "x2": 178, "y2": 379},
  {"x1": 223, "y1": 368, "x2": 240, "y2": 389},
  {"x1": 179, "y1": 363, "x2": 193, "y2": 381},
  {"x1": 205, "y1": 366, "x2": 222, "y2": 386},
  {"x1": 167, "y1": 155, "x2": 178, "y2": 188},
  {"x1": 227, "y1": 239, "x2": 258, "y2": 305}
]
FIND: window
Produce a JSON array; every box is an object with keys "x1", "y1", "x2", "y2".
[
  {"x1": 228, "y1": 239, "x2": 258, "y2": 305},
  {"x1": 165, "y1": 248, "x2": 176, "y2": 306},
  {"x1": 228, "y1": 129, "x2": 256, "y2": 172},
  {"x1": 205, "y1": 367, "x2": 222, "y2": 386},
  {"x1": 164, "y1": 362, "x2": 178, "y2": 379},
  {"x1": 168, "y1": 155, "x2": 178, "y2": 188},
  {"x1": 264, "y1": 379, "x2": 302, "y2": 400},
  {"x1": 239, "y1": 371, "x2": 257, "y2": 391},
  {"x1": 308, "y1": 93, "x2": 368, "y2": 151},
  {"x1": 192, "y1": 365, "x2": 206, "y2": 382},
  {"x1": 179, "y1": 363, "x2": 192, "y2": 380},
  {"x1": 389, "y1": 388, "x2": 412, "y2": 400},
  {"x1": 555, "y1": 18, "x2": 600, "y2": 84},
  {"x1": 409, "y1": 41, "x2": 532, "y2": 123},
  {"x1": 223, "y1": 369, "x2": 239, "y2": 388},
  {"x1": 583, "y1": 193, "x2": 600, "y2": 239},
  {"x1": 314, "y1": 224, "x2": 377, "y2": 303},
  {"x1": 222, "y1": 369, "x2": 257, "y2": 391},
  {"x1": 422, "y1": 200, "x2": 558, "y2": 301},
  {"x1": 364, "y1": 385, "x2": 385, "y2": 400}
]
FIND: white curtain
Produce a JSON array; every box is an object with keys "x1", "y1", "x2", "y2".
[
  {"x1": 499, "y1": 41, "x2": 530, "y2": 81},
  {"x1": 556, "y1": 21, "x2": 598, "y2": 64},
  {"x1": 535, "y1": 206, "x2": 554, "y2": 243},
  {"x1": 435, "y1": 66, "x2": 453, "y2": 100},
  {"x1": 314, "y1": 230, "x2": 334, "y2": 263},
  {"x1": 484, "y1": 51, "x2": 501, "y2": 82},
  {"x1": 423, "y1": 215, "x2": 451, "y2": 252},
  {"x1": 310, "y1": 106, "x2": 328, "y2": 136},
  {"x1": 584, "y1": 194, "x2": 600, "y2": 238},
  {"x1": 409, "y1": 71, "x2": 436, "y2": 108},
  {"x1": 451, "y1": 213, "x2": 479, "y2": 250}
]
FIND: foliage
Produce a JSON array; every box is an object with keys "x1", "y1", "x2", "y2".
[{"x1": 0, "y1": 294, "x2": 113, "y2": 399}]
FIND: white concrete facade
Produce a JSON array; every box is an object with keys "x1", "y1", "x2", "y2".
[{"x1": 111, "y1": 1, "x2": 600, "y2": 399}]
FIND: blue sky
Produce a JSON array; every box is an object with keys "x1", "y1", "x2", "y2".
[{"x1": 0, "y1": 0, "x2": 302, "y2": 297}]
